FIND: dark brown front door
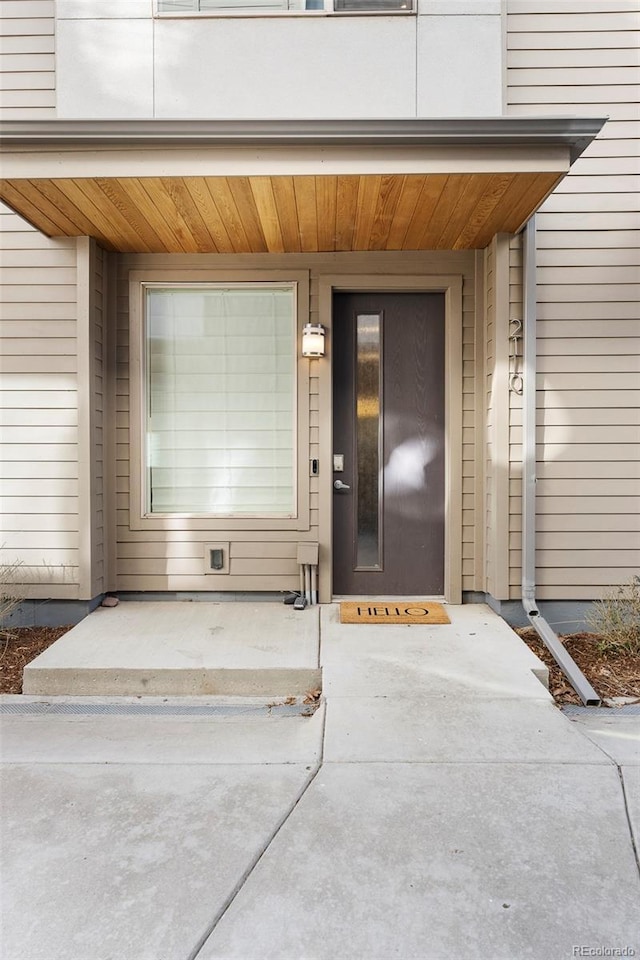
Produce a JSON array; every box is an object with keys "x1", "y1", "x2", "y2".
[{"x1": 332, "y1": 292, "x2": 445, "y2": 595}]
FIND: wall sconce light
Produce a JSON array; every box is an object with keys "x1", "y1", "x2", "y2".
[{"x1": 301, "y1": 323, "x2": 326, "y2": 358}]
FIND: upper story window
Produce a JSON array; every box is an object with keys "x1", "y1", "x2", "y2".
[{"x1": 157, "y1": 0, "x2": 413, "y2": 14}]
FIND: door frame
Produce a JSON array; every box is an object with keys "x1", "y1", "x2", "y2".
[{"x1": 317, "y1": 274, "x2": 463, "y2": 604}]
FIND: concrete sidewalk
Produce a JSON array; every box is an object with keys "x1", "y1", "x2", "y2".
[{"x1": 2, "y1": 603, "x2": 639, "y2": 960}]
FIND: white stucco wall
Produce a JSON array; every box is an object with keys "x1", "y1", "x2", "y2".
[
  {"x1": 417, "y1": 14, "x2": 503, "y2": 116},
  {"x1": 54, "y1": 0, "x2": 503, "y2": 120},
  {"x1": 154, "y1": 17, "x2": 417, "y2": 119}
]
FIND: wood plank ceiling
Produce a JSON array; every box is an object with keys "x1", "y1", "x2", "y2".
[{"x1": 0, "y1": 171, "x2": 560, "y2": 253}]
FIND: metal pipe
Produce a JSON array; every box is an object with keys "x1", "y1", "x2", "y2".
[{"x1": 521, "y1": 216, "x2": 601, "y2": 706}]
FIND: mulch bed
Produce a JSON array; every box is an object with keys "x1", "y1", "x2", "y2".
[
  {"x1": 517, "y1": 627, "x2": 640, "y2": 706},
  {"x1": 0, "y1": 626, "x2": 71, "y2": 695},
  {"x1": 1, "y1": 624, "x2": 639, "y2": 705}
]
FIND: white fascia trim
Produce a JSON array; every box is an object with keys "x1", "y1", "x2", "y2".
[{"x1": 0, "y1": 143, "x2": 573, "y2": 180}]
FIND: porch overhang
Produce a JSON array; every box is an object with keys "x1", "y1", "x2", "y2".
[{"x1": 0, "y1": 117, "x2": 606, "y2": 254}]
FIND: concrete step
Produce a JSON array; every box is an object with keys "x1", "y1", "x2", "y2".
[{"x1": 23, "y1": 602, "x2": 321, "y2": 698}]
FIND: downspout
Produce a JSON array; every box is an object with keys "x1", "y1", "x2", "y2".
[{"x1": 521, "y1": 216, "x2": 601, "y2": 706}]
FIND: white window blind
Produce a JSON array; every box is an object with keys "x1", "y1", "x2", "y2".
[
  {"x1": 159, "y1": 0, "x2": 300, "y2": 10},
  {"x1": 145, "y1": 285, "x2": 296, "y2": 516}
]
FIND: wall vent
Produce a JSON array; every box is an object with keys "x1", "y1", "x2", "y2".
[{"x1": 204, "y1": 542, "x2": 230, "y2": 575}]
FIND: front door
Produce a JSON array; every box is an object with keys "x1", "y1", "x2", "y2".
[{"x1": 332, "y1": 292, "x2": 445, "y2": 595}]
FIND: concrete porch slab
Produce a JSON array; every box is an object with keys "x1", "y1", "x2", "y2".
[
  {"x1": 22, "y1": 600, "x2": 547, "y2": 704},
  {"x1": 321, "y1": 602, "x2": 550, "y2": 700},
  {"x1": 23, "y1": 601, "x2": 321, "y2": 697}
]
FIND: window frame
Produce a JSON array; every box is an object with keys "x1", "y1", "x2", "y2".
[
  {"x1": 128, "y1": 270, "x2": 311, "y2": 533},
  {"x1": 154, "y1": 0, "x2": 415, "y2": 18}
]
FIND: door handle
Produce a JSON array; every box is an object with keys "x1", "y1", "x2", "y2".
[{"x1": 333, "y1": 479, "x2": 351, "y2": 491}]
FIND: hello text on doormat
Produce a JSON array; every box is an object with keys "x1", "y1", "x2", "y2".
[{"x1": 340, "y1": 602, "x2": 450, "y2": 625}]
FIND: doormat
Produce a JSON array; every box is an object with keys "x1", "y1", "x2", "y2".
[{"x1": 340, "y1": 602, "x2": 450, "y2": 625}]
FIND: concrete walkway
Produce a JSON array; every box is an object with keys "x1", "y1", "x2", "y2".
[{"x1": 2, "y1": 603, "x2": 639, "y2": 960}]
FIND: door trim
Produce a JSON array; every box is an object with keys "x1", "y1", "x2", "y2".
[{"x1": 318, "y1": 274, "x2": 463, "y2": 604}]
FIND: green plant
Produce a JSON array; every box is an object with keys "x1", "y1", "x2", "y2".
[{"x1": 586, "y1": 575, "x2": 640, "y2": 656}]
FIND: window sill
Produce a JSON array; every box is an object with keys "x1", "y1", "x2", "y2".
[{"x1": 130, "y1": 515, "x2": 311, "y2": 532}]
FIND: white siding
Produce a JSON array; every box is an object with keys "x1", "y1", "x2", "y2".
[
  {"x1": 0, "y1": 0, "x2": 55, "y2": 118},
  {"x1": 506, "y1": 1, "x2": 640, "y2": 600},
  {"x1": 0, "y1": 203, "x2": 79, "y2": 598}
]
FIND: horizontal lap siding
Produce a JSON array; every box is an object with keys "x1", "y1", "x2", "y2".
[
  {"x1": 0, "y1": 203, "x2": 80, "y2": 598},
  {"x1": 0, "y1": 0, "x2": 53, "y2": 576},
  {"x1": 508, "y1": 234, "x2": 524, "y2": 600},
  {"x1": 116, "y1": 250, "x2": 476, "y2": 594},
  {"x1": 470, "y1": 250, "x2": 486, "y2": 591},
  {"x1": 462, "y1": 268, "x2": 477, "y2": 589},
  {"x1": 91, "y1": 243, "x2": 105, "y2": 596},
  {"x1": 507, "y1": 1, "x2": 640, "y2": 600},
  {"x1": 484, "y1": 240, "x2": 496, "y2": 597},
  {"x1": 484, "y1": 234, "x2": 511, "y2": 600},
  {"x1": 0, "y1": 0, "x2": 55, "y2": 118}
]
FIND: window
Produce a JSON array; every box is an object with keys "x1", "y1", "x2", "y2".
[
  {"x1": 157, "y1": 0, "x2": 413, "y2": 14},
  {"x1": 144, "y1": 284, "x2": 296, "y2": 518}
]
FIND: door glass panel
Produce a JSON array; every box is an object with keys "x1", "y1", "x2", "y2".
[{"x1": 355, "y1": 313, "x2": 382, "y2": 569}]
